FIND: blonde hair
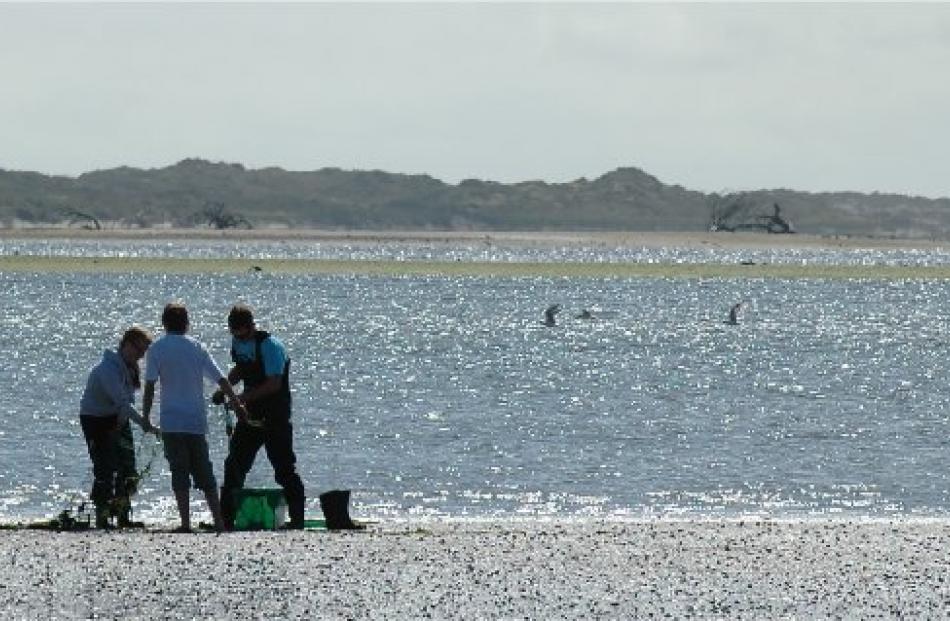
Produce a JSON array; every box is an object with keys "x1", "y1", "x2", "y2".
[{"x1": 120, "y1": 325, "x2": 153, "y2": 349}]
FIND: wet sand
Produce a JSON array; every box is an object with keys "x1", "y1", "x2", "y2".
[
  {"x1": 4, "y1": 255, "x2": 950, "y2": 280},
  {"x1": 3, "y1": 226, "x2": 950, "y2": 251},
  {"x1": 3, "y1": 519, "x2": 949, "y2": 618},
  {"x1": 4, "y1": 229, "x2": 950, "y2": 279}
]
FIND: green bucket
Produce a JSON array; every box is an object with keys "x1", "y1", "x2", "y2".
[{"x1": 233, "y1": 488, "x2": 287, "y2": 531}]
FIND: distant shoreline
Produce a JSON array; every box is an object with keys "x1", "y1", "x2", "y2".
[
  {"x1": 3, "y1": 227, "x2": 950, "y2": 252},
  {"x1": 4, "y1": 255, "x2": 950, "y2": 280}
]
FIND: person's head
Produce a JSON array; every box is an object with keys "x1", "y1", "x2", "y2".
[
  {"x1": 227, "y1": 304, "x2": 255, "y2": 341},
  {"x1": 119, "y1": 326, "x2": 153, "y2": 363},
  {"x1": 162, "y1": 303, "x2": 189, "y2": 334}
]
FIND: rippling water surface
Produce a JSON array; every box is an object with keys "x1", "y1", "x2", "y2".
[
  {"x1": 3, "y1": 241, "x2": 950, "y2": 522},
  {"x1": 6, "y1": 237, "x2": 950, "y2": 266}
]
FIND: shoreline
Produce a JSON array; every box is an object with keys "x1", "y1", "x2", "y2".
[
  {"x1": 7, "y1": 228, "x2": 950, "y2": 280},
  {"x1": 3, "y1": 255, "x2": 950, "y2": 279},
  {"x1": 4, "y1": 226, "x2": 950, "y2": 252},
  {"x1": 4, "y1": 254, "x2": 950, "y2": 279},
  {"x1": 4, "y1": 518, "x2": 949, "y2": 617}
]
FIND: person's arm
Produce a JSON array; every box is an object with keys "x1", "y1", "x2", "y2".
[
  {"x1": 227, "y1": 365, "x2": 241, "y2": 386},
  {"x1": 142, "y1": 380, "x2": 156, "y2": 431},
  {"x1": 102, "y1": 365, "x2": 154, "y2": 433},
  {"x1": 212, "y1": 365, "x2": 242, "y2": 404},
  {"x1": 121, "y1": 403, "x2": 155, "y2": 434},
  {"x1": 217, "y1": 378, "x2": 250, "y2": 421},
  {"x1": 201, "y1": 345, "x2": 249, "y2": 420},
  {"x1": 239, "y1": 376, "x2": 282, "y2": 404},
  {"x1": 141, "y1": 347, "x2": 160, "y2": 434}
]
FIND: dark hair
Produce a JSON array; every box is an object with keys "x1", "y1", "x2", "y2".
[
  {"x1": 227, "y1": 304, "x2": 255, "y2": 330},
  {"x1": 162, "y1": 303, "x2": 189, "y2": 333}
]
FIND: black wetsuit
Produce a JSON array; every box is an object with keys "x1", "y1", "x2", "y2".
[{"x1": 220, "y1": 331, "x2": 306, "y2": 528}]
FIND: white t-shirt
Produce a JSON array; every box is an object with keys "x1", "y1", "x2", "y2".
[{"x1": 144, "y1": 333, "x2": 225, "y2": 434}]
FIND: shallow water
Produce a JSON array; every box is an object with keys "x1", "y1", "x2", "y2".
[
  {"x1": 5, "y1": 236, "x2": 950, "y2": 266},
  {"x1": 3, "y1": 242, "x2": 950, "y2": 522}
]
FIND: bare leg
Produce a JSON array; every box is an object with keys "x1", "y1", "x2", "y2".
[
  {"x1": 203, "y1": 487, "x2": 224, "y2": 533},
  {"x1": 174, "y1": 489, "x2": 191, "y2": 532}
]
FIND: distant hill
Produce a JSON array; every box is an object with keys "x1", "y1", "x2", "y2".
[{"x1": 1, "y1": 158, "x2": 948, "y2": 237}]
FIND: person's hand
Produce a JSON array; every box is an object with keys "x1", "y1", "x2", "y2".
[
  {"x1": 211, "y1": 389, "x2": 225, "y2": 405},
  {"x1": 238, "y1": 403, "x2": 265, "y2": 428}
]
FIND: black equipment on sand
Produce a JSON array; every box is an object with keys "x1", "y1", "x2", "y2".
[{"x1": 319, "y1": 489, "x2": 364, "y2": 530}]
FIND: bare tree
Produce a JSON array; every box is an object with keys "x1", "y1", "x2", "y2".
[
  {"x1": 63, "y1": 208, "x2": 102, "y2": 230},
  {"x1": 708, "y1": 193, "x2": 794, "y2": 234},
  {"x1": 200, "y1": 201, "x2": 252, "y2": 229}
]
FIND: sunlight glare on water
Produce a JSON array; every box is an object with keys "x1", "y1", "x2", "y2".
[
  {"x1": 3, "y1": 258, "x2": 950, "y2": 521},
  {"x1": 7, "y1": 238, "x2": 950, "y2": 266}
]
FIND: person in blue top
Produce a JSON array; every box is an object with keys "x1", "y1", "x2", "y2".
[
  {"x1": 79, "y1": 326, "x2": 159, "y2": 528},
  {"x1": 143, "y1": 303, "x2": 247, "y2": 533},
  {"x1": 216, "y1": 304, "x2": 306, "y2": 530}
]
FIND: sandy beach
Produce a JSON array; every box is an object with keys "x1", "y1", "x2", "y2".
[{"x1": 3, "y1": 519, "x2": 949, "y2": 618}]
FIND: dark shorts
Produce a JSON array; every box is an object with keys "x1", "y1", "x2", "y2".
[{"x1": 162, "y1": 432, "x2": 217, "y2": 492}]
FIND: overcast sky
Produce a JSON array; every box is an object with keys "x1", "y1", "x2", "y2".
[{"x1": 2, "y1": 3, "x2": 949, "y2": 198}]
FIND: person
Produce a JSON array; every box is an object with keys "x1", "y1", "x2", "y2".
[
  {"x1": 142, "y1": 303, "x2": 246, "y2": 533},
  {"x1": 216, "y1": 304, "x2": 306, "y2": 530},
  {"x1": 79, "y1": 326, "x2": 159, "y2": 529}
]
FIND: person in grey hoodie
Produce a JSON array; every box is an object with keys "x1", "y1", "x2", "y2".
[{"x1": 79, "y1": 326, "x2": 159, "y2": 528}]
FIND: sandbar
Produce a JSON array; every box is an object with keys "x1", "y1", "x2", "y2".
[
  {"x1": 2, "y1": 255, "x2": 950, "y2": 280},
  {"x1": 4, "y1": 228, "x2": 950, "y2": 279},
  {"x1": 3, "y1": 227, "x2": 950, "y2": 251}
]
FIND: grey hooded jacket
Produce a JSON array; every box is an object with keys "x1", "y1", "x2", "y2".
[{"x1": 79, "y1": 349, "x2": 146, "y2": 428}]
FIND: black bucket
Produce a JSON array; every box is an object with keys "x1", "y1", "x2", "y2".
[{"x1": 318, "y1": 489, "x2": 364, "y2": 530}]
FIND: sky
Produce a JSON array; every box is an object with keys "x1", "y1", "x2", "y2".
[{"x1": 1, "y1": 3, "x2": 949, "y2": 198}]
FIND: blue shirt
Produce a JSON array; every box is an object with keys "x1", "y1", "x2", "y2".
[{"x1": 232, "y1": 334, "x2": 288, "y2": 377}]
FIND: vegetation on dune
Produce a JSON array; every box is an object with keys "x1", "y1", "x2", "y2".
[{"x1": 1, "y1": 159, "x2": 948, "y2": 238}]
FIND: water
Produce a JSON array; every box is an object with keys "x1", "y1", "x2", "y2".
[
  {"x1": 5, "y1": 236, "x2": 950, "y2": 266},
  {"x1": 4, "y1": 241, "x2": 950, "y2": 522}
]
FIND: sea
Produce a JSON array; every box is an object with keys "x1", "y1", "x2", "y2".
[{"x1": 3, "y1": 236, "x2": 950, "y2": 524}]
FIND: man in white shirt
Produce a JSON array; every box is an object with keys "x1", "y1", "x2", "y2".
[{"x1": 143, "y1": 303, "x2": 247, "y2": 533}]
